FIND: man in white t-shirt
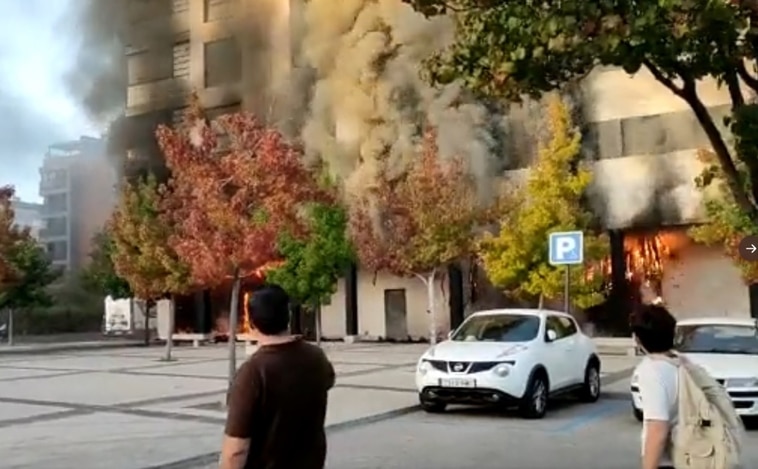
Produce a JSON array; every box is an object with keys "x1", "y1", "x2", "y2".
[{"x1": 630, "y1": 304, "x2": 678, "y2": 469}]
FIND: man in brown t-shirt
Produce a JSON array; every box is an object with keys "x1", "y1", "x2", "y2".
[{"x1": 219, "y1": 285, "x2": 335, "y2": 469}]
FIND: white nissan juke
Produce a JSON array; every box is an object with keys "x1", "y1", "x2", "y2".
[{"x1": 415, "y1": 309, "x2": 602, "y2": 419}]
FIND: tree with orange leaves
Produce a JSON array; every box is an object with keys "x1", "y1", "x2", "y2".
[
  {"x1": 156, "y1": 103, "x2": 329, "y2": 381},
  {"x1": 349, "y1": 130, "x2": 494, "y2": 344}
]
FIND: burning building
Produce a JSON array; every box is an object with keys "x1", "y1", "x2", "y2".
[{"x1": 114, "y1": 0, "x2": 752, "y2": 341}]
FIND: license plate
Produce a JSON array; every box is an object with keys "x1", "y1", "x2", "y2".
[{"x1": 439, "y1": 378, "x2": 476, "y2": 388}]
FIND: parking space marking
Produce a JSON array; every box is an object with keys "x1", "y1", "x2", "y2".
[{"x1": 549, "y1": 399, "x2": 627, "y2": 434}]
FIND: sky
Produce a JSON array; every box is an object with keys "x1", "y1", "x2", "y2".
[{"x1": 0, "y1": 0, "x2": 95, "y2": 202}]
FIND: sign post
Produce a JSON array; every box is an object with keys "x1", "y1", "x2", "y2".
[{"x1": 548, "y1": 231, "x2": 584, "y2": 312}]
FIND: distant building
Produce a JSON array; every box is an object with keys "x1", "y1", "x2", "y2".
[
  {"x1": 10, "y1": 198, "x2": 43, "y2": 238},
  {"x1": 38, "y1": 137, "x2": 117, "y2": 272}
]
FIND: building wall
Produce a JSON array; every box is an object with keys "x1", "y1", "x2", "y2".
[
  {"x1": 123, "y1": 1, "x2": 751, "y2": 336},
  {"x1": 321, "y1": 270, "x2": 449, "y2": 340},
  {"x1": 125, "y1": 0, "x2": 294, "y2": 120},
  {"x1": 662, "y1": 240, "x2": 749, "y2": 320}
]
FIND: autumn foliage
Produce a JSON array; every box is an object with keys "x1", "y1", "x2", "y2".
[
  {"x1": 349, "y1": 129, "x2": 494, "y2": 341},
  {"x1": 156, "y1": 102, "x2": 330, "y2": 287},
  {"x1": 350, "y1": 129, "x2": 490, "y2": 277},
  {"x1": 0, "y1": 186, "x2": 23, "y2": 289},
  {"x1": 108, "y1": 175, "x2": 190, "y2": 301},
  {"x1": 689, "y1": 149, "x2": 758, "y2": 282},
  {"x1": 478, "y1": 95, "x2": 608, "y2": 308}
]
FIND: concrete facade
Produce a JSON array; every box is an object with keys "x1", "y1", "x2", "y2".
[{"x1": 38, "y1": 137, "x2": 116, "y2": 272}]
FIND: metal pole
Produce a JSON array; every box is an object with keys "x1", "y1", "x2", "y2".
[
  {"x1": 7, "y1": 308, "x2": 13, "y2": 346},
  {"x1": 163, "y1": 299, "x2": 175, "y2": 361},
  {"x1": 227, "y1": 273, "x2": 241, "y2": 389},
  {"x1": 564, "y1": 266, "x2": 570, "y2": 313}
]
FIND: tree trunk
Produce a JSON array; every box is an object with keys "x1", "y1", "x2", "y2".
[
  {"x1": 227, "y1": 270, "x2": 242, "y2": 388},
  {"x1": 163, "y1": 297, "x2": 175, "y2": 361},
  {"x1": 418, "y1": 269, "x2": 438, "y2": 345},
  {"x1": 538, "y1": 294, "x2": 544, "y2": 310},
  {"x1": 315, "y1": 305, "x2": 322, "y2": 347},
  {"x1": 143, "y1": 299, "x2": 152, "y2": 346}
]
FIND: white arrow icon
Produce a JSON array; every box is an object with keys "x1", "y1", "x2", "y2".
[{"x1": 748, "y1": 244, "x2": 757, "y2": 253}]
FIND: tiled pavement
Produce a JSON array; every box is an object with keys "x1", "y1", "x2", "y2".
[{"x1": 0, "y1": 343, "x2": 639, "y2": 469}]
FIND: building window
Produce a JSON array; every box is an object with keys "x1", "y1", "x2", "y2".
[
  {"x1": 204, "y1": 38, "x2": 241, "y2": 88},
  {"x1": 128, "y1": 0, "x2": 172, "y2": 24},
  {"x1": 44, "y1": 194, "x2": 67, "y2": 213},
  {"x1": 45, "y1": 217, "x2": 68, "y2": 237},
  {"x1": 204, "y1": 0, "x2": 234, "y2": 22},
  {"x1": 128, "y1": 48, "x2": 173, "y2": 86},
  {"x1": 173, "y1": 41, "x2": 190, "y2": 80},
  {"x1": 46, "y1": 241, "x2": 68, "y2": 261}
]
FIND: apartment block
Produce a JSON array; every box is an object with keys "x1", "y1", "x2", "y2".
[
  {"x1": 123, "y1": 0, "x2": 296, "y2": 161},
  {"x1": 38, "y1": 137, "x2": 116, "y2": 272}
]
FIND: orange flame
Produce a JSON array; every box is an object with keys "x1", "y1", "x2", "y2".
[
  {"x1": 242, "y1": 292, "x2": 253, "y2": 334},
  {"x1": 586, "y1": 232, "x2": 678, "y2": 303}
]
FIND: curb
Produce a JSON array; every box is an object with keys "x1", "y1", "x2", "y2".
[
  {"x1": 141, "y1": 405, "x2": 422, "y2": 469},
  {"x1": 0, "y1": 341, "x2": 146, "y2": 357}
]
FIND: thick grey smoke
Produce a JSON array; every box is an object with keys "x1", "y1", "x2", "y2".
[
  {"x1": 63, "y1": 0, "x2": 127, "y2": 125},
  {"x1": 285, "y1": 0, "x2": 509, "y2": 201}
]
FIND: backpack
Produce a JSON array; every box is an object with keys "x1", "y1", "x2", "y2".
[{"x1": 660, "y1": 353, "x2": 745, "y2": 469}]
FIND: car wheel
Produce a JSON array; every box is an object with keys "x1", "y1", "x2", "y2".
[
  {"x1": 633, "y1": 406, "x2": 643, "y2": 422},
  {"x1": 578, "y1": 360, "x2": 601, "y2": 403},
  {"x1": 419, "y1": 397, "x2": 446, "y2": 413},
  {"x1": 519, "y1": 372, "x2": 549, "y2": 419}
]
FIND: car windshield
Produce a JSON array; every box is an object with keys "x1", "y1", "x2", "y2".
[
  {"x1": 675, "y1": 324, "x2": 758, "y2": 354},
  {"x1": 451, "y1": 314, "x2": 540, "y2": 342}
]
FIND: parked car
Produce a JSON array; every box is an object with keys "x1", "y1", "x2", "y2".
[
  {"x1": 0, "y1": 322, "x2": 6, "y2": 340},
  {"x1": 415, "y1": 308, "x2": 602, "y2": 419},
  {"x1": 631, "y1": 317, "x2": 758, "y2": 422}
]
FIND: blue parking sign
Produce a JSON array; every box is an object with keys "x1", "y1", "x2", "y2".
[{"x1": 549, "y1": 231, "x2": 584, "y2": 266}]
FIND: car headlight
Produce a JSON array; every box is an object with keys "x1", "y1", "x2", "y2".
[
  {"x1": 418, "y1": 360, "x2": 431, "y2": 375},
  {"x1": 726, "y1": 378, "x2": 758, "y2": 388},
  {"x1": 492, "y1": 363, "x2": 511, "y2": 377}
]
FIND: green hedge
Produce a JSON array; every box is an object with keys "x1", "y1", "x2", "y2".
[{"x1": 11, "y1": 308, "x2": 102, "y2": 335}]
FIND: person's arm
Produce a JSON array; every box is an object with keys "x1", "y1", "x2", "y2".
[
  {"x1": 219, "y1": 364, "x2": 258, "y2": 469},
  {"x1": 638, "y1": 368, "x2": 672, "y2": 469}
]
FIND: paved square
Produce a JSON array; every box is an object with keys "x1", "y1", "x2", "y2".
[{"x1": 0, "y1": 343, "x2": 643, "y2": 469}]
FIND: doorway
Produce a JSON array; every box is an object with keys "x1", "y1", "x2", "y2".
[{"x1": 384, "y1": 289, "x2": 408, "y2": 341}]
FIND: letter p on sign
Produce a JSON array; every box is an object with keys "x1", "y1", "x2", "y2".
[{"x1": 549, "y1": 231, "x2": 584, "y2": 266}]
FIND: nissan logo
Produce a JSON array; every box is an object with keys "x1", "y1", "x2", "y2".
[{"x1": 453, "y1": 363, "x2": 464, "y2": 372}]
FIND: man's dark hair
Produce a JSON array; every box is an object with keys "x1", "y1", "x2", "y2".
[
  {"x1": 630, "y1": 304, "x2": 677, "y2": 353},
  {"x1": 248, "y1": 284, "x2": 290, "y2": 335}
]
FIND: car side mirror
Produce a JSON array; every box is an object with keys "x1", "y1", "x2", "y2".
[{"x1": 546, "y1": 330, "x2": 557, "y2": 342}]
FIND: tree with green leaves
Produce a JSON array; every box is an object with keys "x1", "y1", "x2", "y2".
[
  {"x1": 406, "y1": 0, "x2": 758, "y2": 221},
  {"x1": 0, "y1": 186, "x2": 59, "y2": 343},
  {"x1": 689, "y1": 148, "x2": 758, "y2": 282},
  {"x1": 478, "y1": 95, "x2": 608, "y2": 309},
  {"x1": 0, "y1": 237, "x2": 59, "y2": 311},
  {"x1": 80, "y1": 229, "x2": 132, "y2": 299},
  {"x1": 109, "y1": 174, "x2": 191, "y2": 355},
  {"x1": 267, "y1": 203, "x2": 355, "y2": 344}
]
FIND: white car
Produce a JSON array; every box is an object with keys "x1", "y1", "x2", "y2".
[
  {"x1": 415, "y1": 308, "x2": 602, "y2": 419},
  {"x1": 631, "y1": 317, "x2": 758, "y2": 421}
]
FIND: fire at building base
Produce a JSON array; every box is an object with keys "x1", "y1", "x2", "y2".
[{"x1": 109, "y1": 225, "x2": 747, "y2": 344}]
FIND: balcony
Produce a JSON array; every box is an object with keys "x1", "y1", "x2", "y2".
[{"x1": 39, "y1": 178, "x2": 69, "y2": 194}]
